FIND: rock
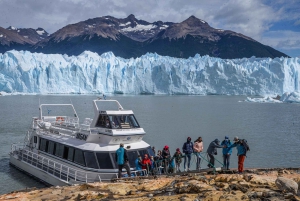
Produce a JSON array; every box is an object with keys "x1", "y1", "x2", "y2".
[
  {"x1": 275, "y1": 177, "x2": 298, "y2": 194},
  {"x1": 148, "y1": 193, "x2": 153, "y2": 197}
]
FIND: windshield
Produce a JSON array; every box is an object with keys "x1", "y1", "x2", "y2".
[{"x1": 96, "y1": 114, "x2": 140, "y2": 129}]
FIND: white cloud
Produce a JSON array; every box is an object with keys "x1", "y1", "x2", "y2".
[{"x1": 261, "y1": 30, "x2": 300, "y2": 50}]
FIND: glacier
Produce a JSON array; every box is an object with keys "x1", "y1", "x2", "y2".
[{"x1": 0, "y1": 50, "x2": 299, "y2": 95}]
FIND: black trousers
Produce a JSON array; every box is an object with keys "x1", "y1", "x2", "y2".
[
  {"x1": 208, "y1": 153, "x2": 215, "y2": 168},
  {"x1": 118, "y1": 162, "x2": 131, "y2": 178}
]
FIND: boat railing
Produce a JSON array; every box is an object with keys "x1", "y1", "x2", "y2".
[
  {"x1": 10, "y1": 143, "x2": 118, "y2": 183},
  {"x1": 138, "y1": 152, "x2": 224, "y2": 176}
]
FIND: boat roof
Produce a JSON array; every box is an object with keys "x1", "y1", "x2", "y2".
[{"x1": 40, "y1": 133, "x2": 150, "y2": 152}]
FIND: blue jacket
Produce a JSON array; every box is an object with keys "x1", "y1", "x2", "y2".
[
  {"x1": 182, "y1": 141, "x2": 194, "y2": 154},
  {"x1": 116, "y1": 147, "x2": 128, "y2": 165},
  {"x1": 229, "y1": 142, "x2": 246, "y2": 156},
  {"x1": 135, "y1": 158, "x2": 142, "y2": 170},
  {"x1": 221, "y1": 140, "x2": 233, "y2": 155}
]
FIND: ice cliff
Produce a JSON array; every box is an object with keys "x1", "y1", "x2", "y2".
[{"x1": 0, "y1": 50, "x2": 299, "y2": 95}]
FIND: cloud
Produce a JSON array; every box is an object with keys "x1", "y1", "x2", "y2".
[
  {"x1": 294, "y1": 19, "x2": 300, "y2": 26},
  {"x1": 0, "y1": 0, "x2": 278, "y2": 36},
  {"x1": 261, "y1": 30, "x2": 300, "y2": 50}
]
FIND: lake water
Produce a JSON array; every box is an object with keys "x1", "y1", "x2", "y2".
[{"x1": 1, "y1": 95, "x2": 300, "y2": 194}]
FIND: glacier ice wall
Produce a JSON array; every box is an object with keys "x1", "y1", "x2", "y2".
[{"x1": 0, "y1": 50, "x2": 299, "y2": 95}]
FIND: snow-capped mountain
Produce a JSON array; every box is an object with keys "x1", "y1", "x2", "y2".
[
  {"x1": 32, "y1": 15, "x2": 287, "y2": 59},
  {"x1": 0, "y1": 50, "x2": 298, "y2": 95},
  {"x1": 0, "y1": 14, "x2": 288, "y2": 59},
  {"x1": 7, "y1": 26, "x2": 49, "y2": 44}
]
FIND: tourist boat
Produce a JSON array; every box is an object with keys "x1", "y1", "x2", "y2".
[{"x1": 9, "y1": 99, "x2": 153, "y2": 186}]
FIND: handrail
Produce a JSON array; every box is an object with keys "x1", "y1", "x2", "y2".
[
  {"x1": 144, "y1": 152, "x2": 224, "y2": 175},
  {"x1": 10, "y1": 143, "x2": 118, "y2": 183}
]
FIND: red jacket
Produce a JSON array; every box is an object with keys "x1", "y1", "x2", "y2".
[{"x1": 142, "y1": 158, "x2": 151, "y2": 169}]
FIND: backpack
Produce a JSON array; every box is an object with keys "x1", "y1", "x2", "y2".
[{"x1": 241, "y1": 139, "x2": 250, "y2": 155}]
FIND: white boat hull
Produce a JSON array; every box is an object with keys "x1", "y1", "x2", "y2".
[{"x1": 10, "y1": 155, "x2": 68, "y2": 186}]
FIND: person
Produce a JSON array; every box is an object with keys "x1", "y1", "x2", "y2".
[
  {"x1": 150, "y1": 155, "x2": 155, "y2": 174},
  {"x1": 173, "y1": 148, "x2": 183, "y2": 173},
  {"x1": 154, "y1": 150, "x2": 163, "y2": 173},
  {"x1": 162, "y1": 145, "x2": 171, "y2": 173},
  {"x1": 182, "y1": 137, "x2": 193, "y2": 171},
  {"x1": 168, "y1": 157, "x2": 175, "y2": 173},
  {"x1": 228, "y1": 136, "x2": 247, "y2": 173},
  {"x1": 206, "y1": 139, "x2": 224, "y2": 168},
  {"x1": 106, "y1": 119, "x2": 110, "y2": 128},
  {"x1": 142, "y1": 153, "x2": 152, "y2": 174},
  {"x1": 115, "y1": 143, "x2": 131, "y2": 178},
  {"x1": 221, "y1": 136, "x2": 233, "y2": 170},
  {"x1": 135, "y1": 155, "x2": 143, "y2": 175},
  {"x1": 152, "y1": 146, "x2": 156, "y2": 156},
  {"x1": 193, "y1": 137, "x2": 204, "y2": 170}
]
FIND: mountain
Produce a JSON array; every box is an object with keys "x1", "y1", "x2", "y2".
[
  {"x1": 0, "y1": 15, "x2": 288, "y2": 59},
  {"x1": 0, "y1": 50, "x2": 298, "y2": 95},
  {"x1": 7, "y1": 26, "x2": 49, "y2": 43},
  {"x1": 142, "y1": 16, "x2": 286, "y2": 59},
  {"x1": 0, "y1": 26, "x2": 48, "y2": 53}
]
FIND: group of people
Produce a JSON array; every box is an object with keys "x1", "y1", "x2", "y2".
[{"x1": 115, "y1": 136, "x2": 249, "y2": 178}]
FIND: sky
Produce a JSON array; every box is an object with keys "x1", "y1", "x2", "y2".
[{"x1": 0, "y1": 0, "x2": 299, "y2": 57}]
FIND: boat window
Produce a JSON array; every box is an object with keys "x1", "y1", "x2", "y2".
[
  {"x1": 63, "y1": 146, "x2": 69, "y2": 159},
  {"x1": 74, "y1": 149, "x2": 85, "y2": 166},
  {"x1": 67, "y1": 147, "x2": 74, "y2": 161},
  {"x1": 84, "y1": 152, "x2": 99, "y2": 169},
  {"x1": 96, "y1": 152, "x2": 114, "y2": 169},
  {"x1": 55, "y1": 143, "x2": 64, "y2": 158},
  {"x1": 34, "y1": 136, "x2": 37, "y2": 143},
  {"x1": 138, "y1": 149, "x2": 148, "y2": 158},
  {"x1": 95, "y1": 114, "x2": 110, "y2": 128},
  {"x1": 106, "y1": 115, "x2": 140, "y2": 129},
  {"x1": 108, "y1": 115, "x2": 120, "y2": 129},
  {"x1": 39, "y1": 138, "x2": 48, "y2": 152},
  {"x1": 47, "y1": 141, "x2": 55, "y2": 155},
  {"x1": 129, "y1": 115, "x2": 139, "y2": 128},
  {"x1": 127, "y1": 150, "x2": 138, "y2": 167}
]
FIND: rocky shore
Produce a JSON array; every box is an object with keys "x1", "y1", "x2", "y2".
[{"x1": 1, "y1": 168, "x2": 300, "y2": 201}]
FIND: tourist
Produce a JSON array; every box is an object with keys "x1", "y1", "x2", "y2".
[
  {"x1": 182, "y1": 137, "x2": 194, "y2": 171},
  {"x1": 206, "y1": 139, "x2": 224, "y2": 168},
  {"x1": 152, "y1": 146, "x2": 156, "y2": 155},
  {"x1": 168, "y1": 157, "x2": 175, "y2": 173},
  {"x1": 150, "y1": 155, "x2": 155, "y2": 174},
  {"x1": 142, "y1": 153, "x2": 152, "y2": 174},
  {"x1": 135, "y1": 155, "x2": 143, "y2": 176},
  {"x1": 162, "y1": 145, "x2": 171, "y2": 173},
  {"x1": 221, "y1": 136, "x2": 233, "y2": 170},
  {"x1": 193, "y1": 137, "x2": 204, "y2": 170},
  {"x1": 154, "y1": 150, "x2": 163, "y2": 173},
  {"x1": 228, "y1": 136, "x2": 248, "y2": 173},
  {"x1": 115, "y1": 143, "x2": 131, "y2": 178},
  {"x1": 173, "y1": 148, "x2": 183, "y2": 173}
]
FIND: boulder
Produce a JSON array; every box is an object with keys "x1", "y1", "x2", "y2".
[{"x1": 275, "y1": 177, "x2": 298, "y2": 194}]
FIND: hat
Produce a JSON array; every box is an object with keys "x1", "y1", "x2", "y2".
[
  {"x1": 233, "y1": 136, "x2": 239, "y2": 142},
  {"x1": 176, "y1": 148, "x2": 180, "y2": 151},
  {"x1": 225, "y1": 136, "x2": 229, "y2": 139},
  {"x1": 120, "y1": 143, "x2": 124, "y2": 147},
  {"x1": 187, "y1": 137, "x2": 191, "y2": 140},
  {"x1": 164, "y1": 145, "x2": 169, "y2": 149}
]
